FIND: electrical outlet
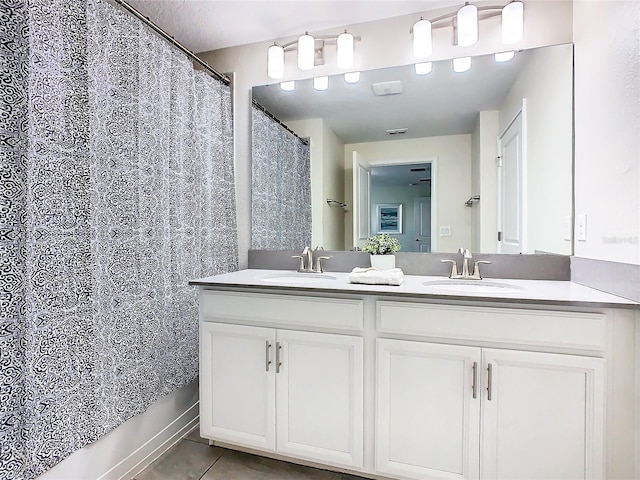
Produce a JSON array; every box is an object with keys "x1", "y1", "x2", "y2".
[
  {"x1": 576, "y1": 214, "x2": 587, "y2": 241},
  {"x1": 564, "y1": 216, "x2": 572, "y2": 241},
  {"x1": 440, "y1": 226, "x2": 451, "y2": 237}
]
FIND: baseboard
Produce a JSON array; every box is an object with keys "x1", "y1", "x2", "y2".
[{"x1": 99, "y1": 403, "x2": 199, "y2": 480}]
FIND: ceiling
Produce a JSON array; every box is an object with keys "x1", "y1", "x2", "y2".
[
  {"x1": 125, "y1": 0, "x2": 463, "y2": 53},
  {"x1": 371, "y1": 163, "x2": 432, "y2": 188}
]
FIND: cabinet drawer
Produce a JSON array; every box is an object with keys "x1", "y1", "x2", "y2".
[
  {"x1": 201, "y1": 290, "x2": 363, "y2": 331},
  {"x1": 377, "y1": 301, "x2": 606, "y2": 352}
]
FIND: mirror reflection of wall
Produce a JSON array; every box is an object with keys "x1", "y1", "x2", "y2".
[{"x1": 251, "y1": 43, "x2": 573, "y2": 254}]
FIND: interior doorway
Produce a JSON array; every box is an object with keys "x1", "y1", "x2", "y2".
[{"x1": 352, "y1": 158, "x2": 436, "y2": 253}]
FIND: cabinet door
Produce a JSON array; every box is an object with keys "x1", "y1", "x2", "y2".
[
  {"x1": 376, "y1": 339, "x2": 481, "y2": 480},
  {"x1": 481, "y1": 349, "x2": 605, "y2": 479},
  {"x1": 275, "y1": 330, "x2": 364, "y2": 468},
  {"x1": 200, "y1": 322, "x2": 276, "y2": 451}
]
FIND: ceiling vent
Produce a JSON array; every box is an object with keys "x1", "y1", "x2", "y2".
[
  {"x1": 386, "y1": 128, "x2": 408, "y2": 135},
  {"x1": 372, "y1": 80, "x2": 403, "y2": 96}
]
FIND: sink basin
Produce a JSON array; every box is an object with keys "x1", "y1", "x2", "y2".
[
  {"x1": 258, "y1": 273, "x2": 338, "y2": 284},
  {"x1": 422, "y1": 280, "x2": 523, "y2": 294}
]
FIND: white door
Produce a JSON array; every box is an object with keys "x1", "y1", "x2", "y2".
[
  {"x1": 481, "y1": 348, "x2": 605, "y2": 480},
  {"x1": 199, "y1": 322, "x2": 276, "y2": 451},
  {"x1": 352, "y1": 151, "x2": 371, "y2": 249},
  {"x1": 413, "y1": 196, "x2": 431, "y2": 252},
  {"x1": 376, "y1": 339, "x2": 481, "y2": 480},
  {"x1": 497, "y1": 109, "x2": 524, "y2": 253},
  {"x1": 276, "y1": 330, "x2": 364, "y2": 469}
]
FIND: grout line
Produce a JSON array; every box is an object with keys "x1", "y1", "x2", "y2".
[{"x1": 198, "y1": 446, "x2": 227, "y2": 480}]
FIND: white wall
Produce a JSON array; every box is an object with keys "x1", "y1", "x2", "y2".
[
  {"x1": 198, "y1": 1, "x2": 573, "y2": 266},
  {"x1": 345, "y1": 134, "x2": 472, "y2": 253},
  {"x1": 286, "y1": 118, "x2": 345, "y2": 250},
  {"x1": 499, "y1": 43, "x2": 573, "y2": 255},
  {"x1": 37, "y1": 382, "x2": 198, "y2": 480},
  {"x1": 573, "y1": 0, "x2": 640, "y2": 264}
]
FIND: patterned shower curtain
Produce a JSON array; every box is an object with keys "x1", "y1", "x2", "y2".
[
  {"x1": 251, "y1": 105, "x2": 311, "y2": 250},
  {"x1": 0, "y1": 0, "x2": 238, "y2": 478}
]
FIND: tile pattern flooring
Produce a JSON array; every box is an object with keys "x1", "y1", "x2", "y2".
[{"x1": 134, "y1": 428, "x2": 366, "y2": 480}]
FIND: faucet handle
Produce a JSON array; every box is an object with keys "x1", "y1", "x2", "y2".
[
  {"x1": 472, "y1": 260, "x2": 492, "y2": 279},
  {"x1": 315, "y1": 256, "x2": 331, "y2": 273},
  {"x1": 440, "y1": 259, "x2": 459, "y2": 278},
  {"x1": 291, "y1": 255, "x2": 305, "y2": 272}
]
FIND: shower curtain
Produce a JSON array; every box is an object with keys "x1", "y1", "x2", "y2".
[
  {"x1": 0, "y1": 0, "x2": 238, "y2": 478},
  {"x1": 251, "y1": 105, "x2": 311, "y2": 250}
]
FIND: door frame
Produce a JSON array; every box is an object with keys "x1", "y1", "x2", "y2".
[
  {"x1": 358, "y1": 157, "x2": 438, "y2": 253},
  {"x1": 497, "y1": 99, "x2": 527, "y2": 254}
]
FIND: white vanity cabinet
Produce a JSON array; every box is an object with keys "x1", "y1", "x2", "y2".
[
  {"x1": 375, "y1": 301, "x2": 606, "y2": 480},
  {"x1": 194, "y1": 280, "x2": 636, "y2": 480},
  {"x1": 199, "y1": 290, "x2": 365, "y2": 470}
]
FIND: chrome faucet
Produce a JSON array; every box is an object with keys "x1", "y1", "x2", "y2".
[
  {"x1": 292, "y1": 246, "x2": 331, "y2": 273},
  {"x1": 441, "y1": 248, "x2": 491, "y2": 280}
]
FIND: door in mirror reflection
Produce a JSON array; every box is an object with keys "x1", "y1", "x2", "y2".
[
  {"x1": 498, "y1": 109, "x2": 524, "y2": 254},
  {"x1": 414, "y1": 197, "x2": 432, "y2": 252}
]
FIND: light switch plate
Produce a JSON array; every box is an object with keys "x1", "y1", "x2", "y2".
[
  {"x1": 576, "y1": 214, "x2": 587, "y2": 241},
  {"x1": 440, "y1": 226, "x2": 451, "y2": 237}
]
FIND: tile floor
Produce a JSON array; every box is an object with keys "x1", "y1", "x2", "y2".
[{"x1": 134, "y1": 427, "x2": 366, "y2": 480}]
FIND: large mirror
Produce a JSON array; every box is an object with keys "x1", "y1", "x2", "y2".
[{"x1": 252, "y1": 43, "x2": 573, "y2": 254}]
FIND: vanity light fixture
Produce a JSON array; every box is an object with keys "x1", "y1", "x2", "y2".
[
  {"x1": 313, "y1": 76, "x2": 329, "y2": 91},
  {"x1": 298, "y1": 33, "x2": 315, "y2": 71},
  {"x1": 453, "y1": 56, "x2": 472, "y2": 72},
  {"x1": 502, "y1": 1, "x2": 524, "y2": 44},
  {"x1": 456, "y1": 3, "x2": 478, "y2": 47},
  {"x1": 494, "y1": 50, "x2": 515, "y2": 62},
  {"x1": 410, "y1": 1, "x2": 524, "y2": 57},
  {"x1": 337, "y1": 31, "x2": 354, "y2": 68},
  {"x1": 414, "y1": 61, "x2": 433, "y2": 75},
  {"x1": 280, "y1": 80, "x2": 296, "y2": 91},
  {"x1": 344, "y1": 71, "x2": 361, "y2": 84},
  {"x1": 412, "y1": 18, "x2": 432, "y2": 58},
  {"x1": 268, "y1": 43, "x2": 285, "y2": 79},
  {"x1": 267, "y1": 30, "x2": 360, "y2": 79}
]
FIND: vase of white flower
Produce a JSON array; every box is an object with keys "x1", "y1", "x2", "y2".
[{"x1": 362, "y1": 233, "x2": 401, "y2": 270}]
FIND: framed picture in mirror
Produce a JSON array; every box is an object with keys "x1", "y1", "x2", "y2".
[{"x1": 376, "y1": 204, "x2": 403, "y2": 234}]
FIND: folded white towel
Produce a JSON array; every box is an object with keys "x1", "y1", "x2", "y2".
[{"x1": 348, "y1": 267, "x2": 404, "y2": 286}]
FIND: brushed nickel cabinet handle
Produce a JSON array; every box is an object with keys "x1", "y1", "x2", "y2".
[
  {"x1": 265, "y1": 340, "x2": 272, "y2": 372},
  {"x1": 472, "y1": 362, "x2": 478, "y2": 399},
  {"x1": 487, "y1": 363, "x2": 493, "y2": 401},
  {"x1": 276, "y1": 342, "x2": 282, "y2": 373}
]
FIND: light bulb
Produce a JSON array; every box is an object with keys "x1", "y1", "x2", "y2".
[
  {"x1": 337, "y1": 31, "x2": 354, "y2": 69},
  {"x1": 502, "y1": 1, "x2": 524, "y2": 44},
  {"x1": 267, "y1": 44, "x2": 284, "y2": 79},
  {"x1": 414, "y1": 62, "x2": 433, "y2": 75},
  {"x1": 280, "y1": 81, "x2": 295, "y2": 91},
  {"x1": 344, "y1": 71, "x2": 360, "y2": 84},
  {"x1": 453, "y1": 57, "x2": 471, "y2": 73},
  {"x1": 412, "y1": 19, "x2": 432, "y2": 59},
  {"x1": 298, "y1": 33, "x2": 315, "y2": 71},
  {"x1": 457, "y1": 4, "x2": 478, "y2": 47},
  {"x1": 313, "y1": 76, "x2": 329, "y2": 91},
  {"x1": 495, "y1": 51, "x2": 515, "y2": 62}
]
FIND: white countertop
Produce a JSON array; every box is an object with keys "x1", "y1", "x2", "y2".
[{"x1": 190, "y1": 269, "x2": 639, "y2": 309}]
